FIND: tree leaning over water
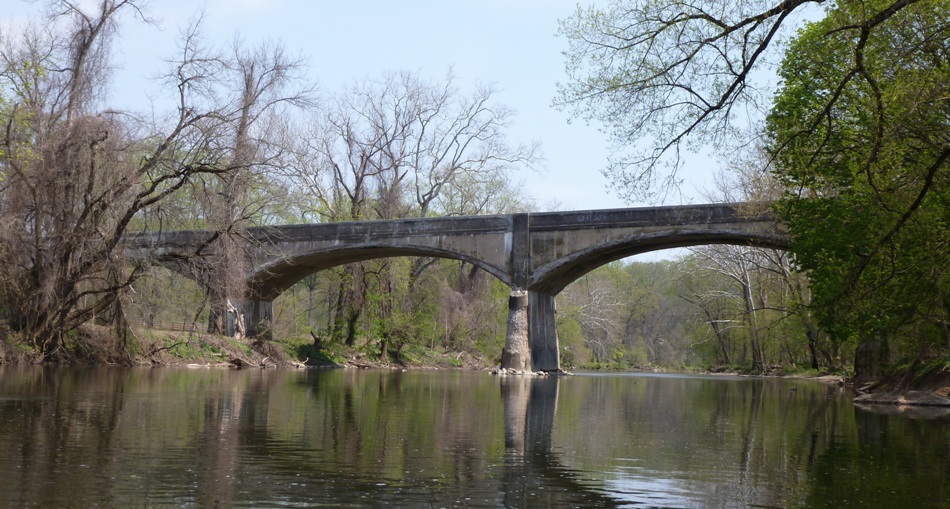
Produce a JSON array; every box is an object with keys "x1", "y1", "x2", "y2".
[
  {"x1": 558, "y1": 0, "x2": 950, "y2": 364},
  {"x1": 556, "y1": 0, "x2": 820, "y2": 201}
]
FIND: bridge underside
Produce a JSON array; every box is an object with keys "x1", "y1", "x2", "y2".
[
  {"x1": 247, "y1": 245, "x2": 510, "y2": 301},
  {"x1": 240, "y1": 230, "x2": 787, "y2": 372}
]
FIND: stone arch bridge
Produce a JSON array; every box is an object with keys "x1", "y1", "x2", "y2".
[{"x1": 130, "y1": 202, "x2": 788, "y2": 371}]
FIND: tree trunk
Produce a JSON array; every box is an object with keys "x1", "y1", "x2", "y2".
[
  {"x1": 854, "y1": 332, "x2": 890, "y2": 383},
  {"x1": 332, "y1": 263, "x2": 366, "y2": 346},
  {"x1": 806, "y1": 330, "x2": 820, "y2": 370}
]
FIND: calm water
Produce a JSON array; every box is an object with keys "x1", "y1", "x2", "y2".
[{"x1": 0, "y1": 367, "x2": 947, "y2": 508}]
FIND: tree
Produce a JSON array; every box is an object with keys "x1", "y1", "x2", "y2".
[
  {"x1": 684, "y1": 245, "x2": 778, "y2": 372},
  {"x1": 0, "y1": 1, "x2": 309, "y2": 359},
  {"x1": 286, "y1": 70, "x2": 538, "y2": 350},
  {"x1": 558, "y1": 266, "x2": 626, "y2": 365},
  {"x1": 558, "y1": 0, "x2": 949, "y2": 363},
  {"x1": 767, "y1": 1, "x2": 950, "y2": 358},
  {"x1": 194, "y1": 34, "x2": 312, "y2": 336},
  {"x1": 290, "y1": 70, "x2": 537, "y2": 223},
  {"x1": 556, "y1": 0, "x2": 820, "y2": 201}
]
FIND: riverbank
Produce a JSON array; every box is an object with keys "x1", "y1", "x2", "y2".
[
  {"x1": 0, "y1": 325, "x2": 495, "y2": 371},
  {"x1": 852, "y1": 359, "x2": 950, "y2": 411},
  {"x1": 4, "y1": 326, "x2": 950, "y2": 409}
]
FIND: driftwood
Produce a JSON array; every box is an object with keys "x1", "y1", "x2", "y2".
[{"x1": 228, "y1": 353, "x2": 259, "y2": 369}]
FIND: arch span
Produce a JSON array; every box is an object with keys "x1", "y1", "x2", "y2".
[
  {"x1": 247, "y1": 243, "x2": 511, "y2": 300},
  {"x1": 529, "y1": 228, "x2": 791, "y2": 294}
]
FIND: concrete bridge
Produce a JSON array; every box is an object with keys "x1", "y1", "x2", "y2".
[{"x1": 131, "y1": 202, "x2": 789, "y2": 371}]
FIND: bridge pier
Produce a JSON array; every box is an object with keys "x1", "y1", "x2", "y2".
[
  {"x1": 502, "y1": 292, "x2": 532, "y2": 371},
  {"x1": 502, "y1": 290, "x2": 560, "y2": 372}
]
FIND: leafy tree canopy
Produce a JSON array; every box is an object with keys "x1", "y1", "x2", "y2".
[{"x1": 768, "y1": 0, "x2": 950, "y2": 350}]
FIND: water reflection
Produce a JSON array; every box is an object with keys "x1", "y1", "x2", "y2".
[
  {"x1": 500, "y1": 376, "x2": 622, "y2": 507},
  {"x1": 0, "y1": 367, "x2": 948, "y2": 508}
]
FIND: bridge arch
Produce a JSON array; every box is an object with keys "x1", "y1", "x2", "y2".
[
  {"x1": 247, "y1": 243, "x2": 512, "y2": 301},
  {"x1": 528, "y1": 228, "x2": 791, "y2": 295}
]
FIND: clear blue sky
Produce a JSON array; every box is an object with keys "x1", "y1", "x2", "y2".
[{"x1": 5, "y1": 0, "x2": 715, "y2": 213}]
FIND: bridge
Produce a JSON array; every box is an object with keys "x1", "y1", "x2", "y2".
[{"x1": 131, "y1": 202, "x2": 789, "y2": 371}]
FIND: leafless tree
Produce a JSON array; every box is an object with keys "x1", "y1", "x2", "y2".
[
  {"x1": 286, "y1": 70, "x2": 538, "y2": 347},
  {"x1": 687, "y1": 245, "x2": 772, "y2": 371},
  {"x1": 0, "y1": 1, "x2": 310, "y2": 358},
  {"x1": 191, "y1": 32, "x2": 313, "y2": 336}
]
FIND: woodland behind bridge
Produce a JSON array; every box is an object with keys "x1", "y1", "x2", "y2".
[{"x1": 1, "y1": 0, "x2": 949, "y2": 379}]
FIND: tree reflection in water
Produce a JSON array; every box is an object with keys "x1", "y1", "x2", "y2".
[{"x1": 1, "y1": 367, "x2": 948, "y2": 507}]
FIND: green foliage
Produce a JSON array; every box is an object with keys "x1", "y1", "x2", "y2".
[
  {"x1": 556, "y1": 0, "x2": 950, "y2": 371},
  {"x1": 555, "y1": 248, "x2": 827, "y2": 374},
  {"x1": 268, "y1": 258, "x2": 510, "y2": 364},
  {"x1": 0, "y1": 2, "x2": 317, "y2": 358},
  {"x1": 769, "y1": 0, "x2": 950, "y2": 355},
  {"x1": 556, "y1": 310, "x2": 586, "y2": 369}
]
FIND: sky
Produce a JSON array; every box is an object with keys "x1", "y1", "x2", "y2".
[{"x1": 3, "y1": 0, "x2": 717, "y2": 214}]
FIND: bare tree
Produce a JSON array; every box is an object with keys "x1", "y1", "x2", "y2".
[
  {"x1": 0, "y1": 1, "x2": 309, "y2": 358},
  {"x1": 558, "y1": 270, "x2": 626, "y2": 365},
  {"x1": 0, "y1": 1, "x2": 181, "y2": 357},
  {"x1": 194, "y1": 33, "x2": 313, "y2": 336},
  {"x1": 286, "y1": 70, "x2": 538, "y2": 348}
]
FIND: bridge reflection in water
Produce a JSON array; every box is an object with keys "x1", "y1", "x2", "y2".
[
  {"x1": 0, "y1": 368, "x2": 620, "y2": 507},
  {"x1": 500, "y1": 375, "x2": 623, "y2": 507}
]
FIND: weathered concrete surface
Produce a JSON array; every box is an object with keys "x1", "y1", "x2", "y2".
[
  {"x1": 523, "y1": 202, "x2": 787, "y2": 293},
  {"x1": 243, "y1": 300, "x2": 273, "y2": 339},
  {"x1": 246, "y1": 216, "x2": 514, "y2": 300},
  {"x1": 501, "y1": 291, "x2": 531, "y2": 371},
  {"x1": 130, "y1": 202, "x2": 786, "y2": 299},
  {"x1": 129, "y1": 201, "x2": 790, "y2": 368}
]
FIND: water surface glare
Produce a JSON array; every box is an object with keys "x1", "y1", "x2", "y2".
[{"x1": 0, "y1": 366, "x2": 947, "y2": 507}]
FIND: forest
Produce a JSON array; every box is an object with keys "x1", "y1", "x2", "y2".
[{"x1": 1, "y1": 0, "x2": 949, "y2": 377}]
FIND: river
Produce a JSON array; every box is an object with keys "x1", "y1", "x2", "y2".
[{"x1": 0, "y1": 366, "x2": 947, "y2": 508}]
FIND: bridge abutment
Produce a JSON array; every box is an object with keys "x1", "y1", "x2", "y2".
[{"x1": 244, "y1": 300, "x2": 274, "y2": 340}]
